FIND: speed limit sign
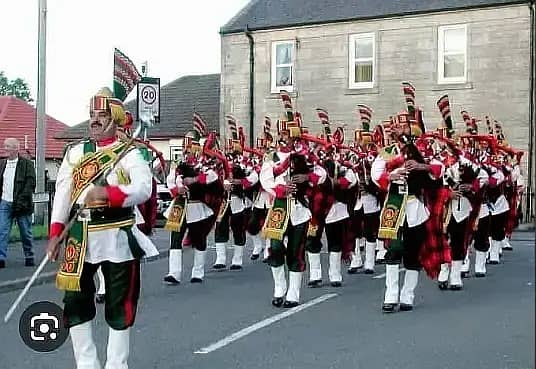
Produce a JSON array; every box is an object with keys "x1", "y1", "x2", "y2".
[{"x1": 137, "y1": 77, "x2": 160, "y2": 123}]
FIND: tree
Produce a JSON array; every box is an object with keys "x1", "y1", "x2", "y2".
[{"x1": 0, "y1": 71, "x2": 33, "y2": 102}]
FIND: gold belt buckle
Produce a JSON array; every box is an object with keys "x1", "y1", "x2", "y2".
[{"x1": 78, "y1": 209, "x2": 92, "y2": 222}]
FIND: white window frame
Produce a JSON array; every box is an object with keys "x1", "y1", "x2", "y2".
[
  {"x1": 438, "y1": 24, "x2": 468, "y2": 84},
  {"x1": 271, "y1": 40, "x2": 295, "y2": 93},
  {"x1": 169, "y1": 146, "x2": 182, "y2": 161},
  {"x1": 349, "y1": 33, "x2": 375, "y2": 89}
]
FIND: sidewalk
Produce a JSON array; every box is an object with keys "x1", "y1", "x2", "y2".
[{"x1": 0, "y1": 229, "x2": 172, "y2": 294}]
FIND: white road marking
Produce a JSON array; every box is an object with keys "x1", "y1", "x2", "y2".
[
  {"x1": 372, "y1": 267, "x2": 406, "y2": 279},
  {"x1": 194, "y1": 293, "x2": 338, "y2": 354}
]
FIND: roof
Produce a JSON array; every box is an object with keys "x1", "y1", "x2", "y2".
[
  {"x1": 0, "y1": 96, "x2": 69, "y2": 159},
  {"x1": 221, "y1": 0, "x2": 529, "y2": 34},
  {"x1": 56, "y1": 73, "x2": 221, "y2": 140}
]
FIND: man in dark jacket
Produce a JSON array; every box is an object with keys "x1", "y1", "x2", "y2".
[{"x1": 0, "y1": 138, "x2": 36, "y2": 268}]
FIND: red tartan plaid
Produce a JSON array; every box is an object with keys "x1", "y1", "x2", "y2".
[
  {"x1": 420, "y1": 187, "x2": 451, "y2": 279},
  {"x1": 505, "y1": 190, "x2": 518, "y2": 237}
]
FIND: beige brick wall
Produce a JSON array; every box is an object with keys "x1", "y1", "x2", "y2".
[{"x1": 220, "y1": 4, "x2": 531, "y2": 161}]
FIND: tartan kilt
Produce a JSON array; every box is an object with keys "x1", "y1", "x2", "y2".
[
  {"x1": 306, "y1": 185, "x2": 333, "y2": 234},
  {"x1": 420, "y1": 187, "x2": 452, "y2": 279},
  {"x1": 505, "y1": 191, "x2": 519, "y2": 236}
]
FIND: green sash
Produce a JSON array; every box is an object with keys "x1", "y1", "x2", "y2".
[
  {"x1": 378, "y1": 185, "x2": 408, "y2": 240},
  {"x1": 164, "y1": 196, "x2": 187, "y2": 232},
  {"x1": 262, "y1": 197, "x2": 290, "y2": 241},
  {"x1": 56, "y1": 140, "x2": 133, "y2": 292}
]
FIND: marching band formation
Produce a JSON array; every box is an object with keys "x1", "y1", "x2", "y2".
[
  {"x1": 161, "y1": 82, "x2": 525, "y2": 312},
  {"x1": 46, "y1": 83, "x2": 525, "y2": 369}
]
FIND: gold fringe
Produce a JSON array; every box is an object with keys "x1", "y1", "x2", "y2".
[
  {"x1": 164, "y1": 198, "x2": 187, "y2": 232},
  {"x1": 56, "y1": 272, "x2": 81, "y2": 292},
  {"x1": 378, "y1": 228, "x2": 398, "y2": 240},
  {"x1": 262, "y1": 228, "x2": 285, "y2": 241},
  {"x1": 443, "y1": 204, "x2": 452, "y2": 234},
  {"x1": 56, "y1": 221, "x2": 88, "y2": 292},
  {"x1": 261, "y1": 198, "x2": 290, "y2": 241},
  {"x1": 307, "y1": 224, "x2": 319, "y2": 237}
]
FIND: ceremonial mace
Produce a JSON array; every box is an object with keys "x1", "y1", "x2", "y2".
[{"x1": 4, "y1": 115, "x2": 151, "y2": 323}]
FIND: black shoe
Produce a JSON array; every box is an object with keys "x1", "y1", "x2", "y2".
[
  {"x1": 308, "y1": 280, "x2": 322, "y2": 288},
  {"x1": 438, "y1": 281, "x2": 448, "y2": 290},
  {"x1": 283, "y1": 300, "x2": 299, "y2": 308},
  {"x1": 163, "y1": 275, "x2": 180, "y2": 285},
  {"x1": 489, "y1": 260, "x2": 499, "y2": 265},
  {"x1": 347, "y1": 267, "x2": 359, "y2": 274},
  {"x1": 449, "y1": 285, "x2": 463, "y2": 291},
  {"x1": 364, "y1": 269, "x2": 374, "y2": 275},
  {"x1": 0, "y1": 260, "x2": 6, "y2": 268},
  {"x1": 475, "y1": 272, "x2": 486, "y2": 278},
  {"x1": 461, "y1": 271, "x2": 469, "y2": 279},
  {"x1": 190, "y1": 278, "x2": 203, "y2": 283},
  {"x1": 213, "y1": 264, "x2": 226, "y2": 270},
  {"x1": 330, "y1": 281, "x2": 342, "y2": 287},
  {"x1": 382, "y1": 303, "x2": 397, "y2": 313},
  {"x1": 503, "y1": 246, "x2": 513, "y2": 251},
  {"x1": 271, "y1": 297, "x2": 284, "y2": 307},
  {"x1": 250, "y1": 254, "x2": 260, "y2": 261},
  {"x1": 230, "y1": 265, "x2": 242, "y2": 271},
  {"x1": 399, "y1": 303, "x2": 413, "y2": 311},
  {"x1": 95, "y1": 294, "x2": 105, "y2": 304},
  {"x1": 25, "y1": 258, "x2": 35, "y2": 267},
  {"x1": 262, "y1": 258, "x2": 269, "y2": 264}
]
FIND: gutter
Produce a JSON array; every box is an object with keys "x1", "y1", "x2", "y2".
[
  {"x1": 245, "y1": 25, "x2": 255, "y2": 147},
  {"x1": 528, "y1": 0, "x2": 535, "y2": 222}
]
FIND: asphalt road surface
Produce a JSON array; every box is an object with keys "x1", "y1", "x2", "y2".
[{"x1": 0, "y1": 232, "x2": 533, "y2": 369}]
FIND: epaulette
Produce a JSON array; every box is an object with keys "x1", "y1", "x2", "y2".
[{"x1": 62, "y1": 138, "x2": 90, "y2": 157}]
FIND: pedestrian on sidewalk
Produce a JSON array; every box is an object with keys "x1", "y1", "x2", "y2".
[{"x1": 0, "y1": 137, "x2": 36, "y2": 269}]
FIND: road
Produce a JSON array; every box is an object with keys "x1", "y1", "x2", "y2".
[{"x1": 0, "y1": 232, "x2": 533, "y2": 369}]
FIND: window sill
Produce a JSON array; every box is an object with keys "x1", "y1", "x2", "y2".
[
  {"x1": 266, "y1": 91, "x2": 298, "y2": 99},
  {"x1": 344, "y1": 86, "x2": 379, "y2": 95},
  {"x1": 432, "y1": 82, "x2": 473, "y2": 91}
]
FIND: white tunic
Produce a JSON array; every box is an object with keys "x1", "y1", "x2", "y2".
[
  {"x1": 371, "y1": 155, "x2": 429, "y2": 227},
  {"x1": 164, "y1": 168, "x2": 216, "y2": 223},
  {"x1": 260, "y1": 152, "x2": 327, "y2": 226},
  {"x1": 51, "y1": 140, "x2": 159, "y2": 264},
  {"x1": 326, "y1": 168, "x2": 357, "y2": 224}
]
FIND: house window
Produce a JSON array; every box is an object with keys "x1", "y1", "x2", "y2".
[
  {"x1": 170, "y1": 146, "x2": 182, "y2": 162},
  {"x1": 349, "y1": 33, "x2": 375, "y2": 89},
  {"x1": 271, "y1": 41, "x2": 294, "y2": 93},
  {"x1": 438, "y1": 24, "x2": 467, "y2": 84}
]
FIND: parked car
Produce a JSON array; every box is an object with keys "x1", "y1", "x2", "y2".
[{"x1": 155, "y1": 181, "x2": 172, "y2": 227}]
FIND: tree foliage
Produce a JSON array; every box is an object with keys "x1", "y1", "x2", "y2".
[{"x1": 0, "y1": 71, "x2": 33, "y2": 102}]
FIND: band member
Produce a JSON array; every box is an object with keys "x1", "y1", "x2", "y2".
[
  {"x1": 46, "y1": 87, "x2": 158, "y2": 369},
  {"x1": 163, "y1": 127, "x2": 218, "y2": 284},
  {"x1": 247, "y1": 117, "x2": 274, "y2": 261},
  {"x1": 373, "y1": 110, "x2": 444, "y2": 313},
  {"x1": 503, "y1": 149, "x2": 525, "y2": 250},
  {"x1": 261, "y1": 103, "x2": 326, "y2": 307},
  {"x1": 323, "y1": 152, "x2": 357, "y2": 285},
  {"x1": 349, "y1": 105, "x2": 382, "y2": 274}
]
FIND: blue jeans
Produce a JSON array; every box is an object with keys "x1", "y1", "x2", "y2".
[{"x1": 0, "y1": 200, "x2": 34, "y2": 261}]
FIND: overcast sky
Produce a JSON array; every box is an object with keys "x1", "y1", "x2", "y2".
[{"x1": 1, "y1": 0, "x2": 250, "y2": 126}]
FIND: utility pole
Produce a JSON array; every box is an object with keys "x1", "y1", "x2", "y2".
[
  {"x1": 36, "y1": 0, "x2": 46, "y2": 194},
  {"x1": 35, "y1": 0, "x2": 47, "y2": 222}
]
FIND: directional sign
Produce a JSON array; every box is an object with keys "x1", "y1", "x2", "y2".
[{"x1": 137, "y1": 77, "x2": 160, "y2": 123}]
